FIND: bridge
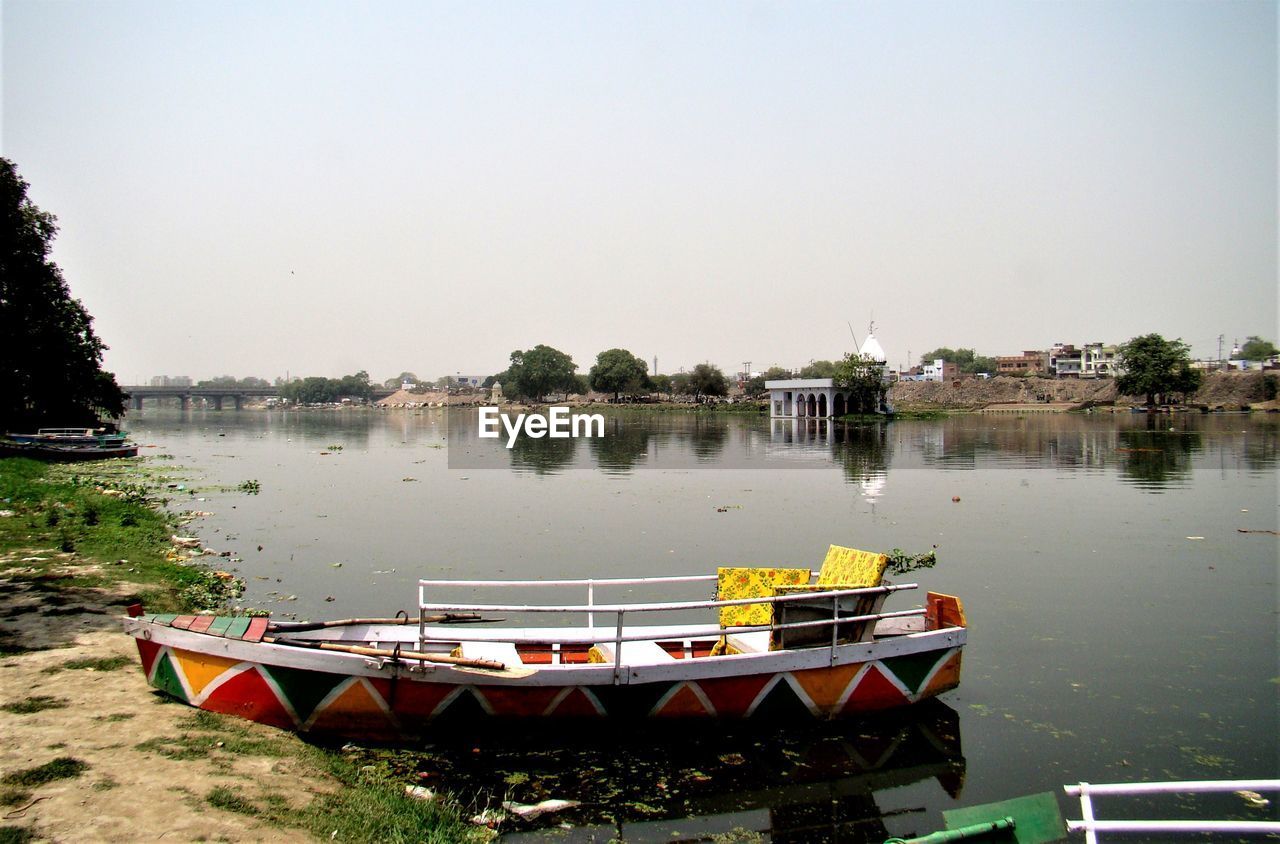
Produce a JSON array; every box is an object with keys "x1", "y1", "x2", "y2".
[{"x1": 122, "y1": 385, "x2": 395, "y2": 410}]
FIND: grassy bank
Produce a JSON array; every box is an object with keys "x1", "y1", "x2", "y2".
[{"x1": 0, "y1": 455, "x2": 483, "y2": 842}]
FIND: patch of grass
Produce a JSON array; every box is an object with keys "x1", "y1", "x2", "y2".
[
  {"x1": 0, "y1": 826, "x2": 36, "y2": 844},
  {"x1": 1, "y1": 756, "x2": 89, "y2": 787},
  {"x1": 291, "y1": 747, "x2": 480, "y2": 843},
  {"x1": 207, "y1": 786, "x2": 259, "y2": 816},
  {"x1": 94, "y1": 712, "x2": 135, "y2": 722},
  {"x1": 0, "y1": 786, "x2": 32, "y2": 807},
  {"x1": 93, "y1": 776, "x2": 119, "y2": 791},
  {"x1": 134, "y1": 735, "x2": 213, "y2": 761},
  {"x1": 61, "y1": 655, "x2": 133, "y2": 672},
  {"x1": 1, "y1": 695, "x2": 68, "y2": 714}
]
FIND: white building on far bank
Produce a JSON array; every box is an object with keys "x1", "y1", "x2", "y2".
[{"x1": 765, "y1": 329, "x2": 890, "y2": 418}]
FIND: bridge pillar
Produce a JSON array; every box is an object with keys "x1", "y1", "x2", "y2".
[
  {"x1": 212, "y1": 396, "x2": 223, "y2": 411},
  {"x1": 233, "y1": 395, "x2": 243, "y2": 411},
  {"x1": 132, "y1": 395, "x2": 144, "y2": 411},
  {"x1": 180, "y1": 395, "x2": 190, "y2": 411}
]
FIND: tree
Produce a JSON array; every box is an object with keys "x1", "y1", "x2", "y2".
[
  {"x1": 505, "y1": 345, "x2": 578, "y2": 402},
  {"x1": 686, "y1": 363, "x2": 729, "y2": 400},
  {"x1": 1239, "y1": 336, "x2": 1278, "y2": 361},
  {"x1": 384, "y1": 371, "x2": 418, "y2": 389},
  {"x1": 744, "y1": 366, "x2": 794, "y2": 398},
  {"x1": 799, "y1": 360, "x2": 837, "y2": 378},
  {"x1": 919, "y1": 347, "x2": 995, "y2": 375},
  {"x1": 1116, "y1": 334, "x2": 1202, "y2": 408},
  {"x1": 0, "y1": 158, "x2": 125, "y2": 430},
  {"x1": 588, "y1": 348, "x2": 651, "y2": 401},
  {"x1": 650, "y1": 373, "x2": 672, "y2": 397},
  {"x1": 278, "y1": 371, "x2": 371, "y2": 404},
  {"x1": 833, "y1": 353, "x2": 888, "y2": 414}
]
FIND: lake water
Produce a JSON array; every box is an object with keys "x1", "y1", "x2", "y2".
[{"x1": 123, "y1": 408, "x2": 1278, "y2": 841}]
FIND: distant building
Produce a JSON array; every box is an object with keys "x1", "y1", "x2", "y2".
[
  {"x1": 1081, "y1": 343, "x2": 1119, "y2": 378},
  {"x1": 453, "y1": 375, "x2": 486, "y2": 388},
  {"x1": 1049, "y1": 344, "x2": 1082, "y2": 378},
  {"x1": 148, "y1": 375, "x2": 192, "y2": 387},
  {"x1": 997, "y1": 351, "x2": 1049, "y2": 376},
  {"x1": 922, "y1": 359, "x2": 958, "y2": 382}
]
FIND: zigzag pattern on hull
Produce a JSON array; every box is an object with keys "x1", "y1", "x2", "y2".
[{"x1": 133, "y1": 638, "x2": 961, "y2": 737}]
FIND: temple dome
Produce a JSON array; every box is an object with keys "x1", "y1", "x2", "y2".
[{"x1": 859, "y1": 332, "x2": 886, "y2": 362}]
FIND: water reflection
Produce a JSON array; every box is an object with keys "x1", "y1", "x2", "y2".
[
  {"x1": 587, "y1": 418, "x2": 652, "y2": 475},
  {"x1": 508, "y1": 433, "x2": 581, "y2": 476},
  {"x1": 1115, "y1": 421, "x2": 1202, "y2": 491},
  {"x1": 355, "y1": 700, "x2": 964, "y2": 843}
]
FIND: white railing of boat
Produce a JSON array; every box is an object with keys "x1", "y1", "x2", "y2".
[
  {"x1": 418, "y1": 575, "x2": 926, "y2": 676},
  {"x1": 1064, "y1": 780, "x2": 1280, "y2": 843}
]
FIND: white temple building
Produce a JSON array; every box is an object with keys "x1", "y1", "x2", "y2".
[{"x1": 766, "y1": 328, "x2": 889, "y2": 418}]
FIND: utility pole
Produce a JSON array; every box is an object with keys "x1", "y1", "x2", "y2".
[
  {"x1": 653, "y1": 356, "x2": 657, "y2": 376},
  {"x1": 1217, "y1": 335, "x2": 1224, "y2": 367}
]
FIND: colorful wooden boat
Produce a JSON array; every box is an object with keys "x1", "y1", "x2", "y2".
[
  {"x1": 122, "y1": 545, "x2": 967, "y2": 740},
  {"x1": 0, "y1": 439, "x2": 138, "y2": 460},
  {"x1": 6, "y1": 426, "x2": 128, "y2": 446}
]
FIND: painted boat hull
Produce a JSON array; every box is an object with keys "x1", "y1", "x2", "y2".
[
  {"x1": 123, "y1": 609, "x2": 965, "y2": 740},
  {"x1": 0, "y1": 441, "x2": 138, "y2": 461}
]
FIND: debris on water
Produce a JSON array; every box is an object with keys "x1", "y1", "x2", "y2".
[
  {"x1": 471, "y1": 808, "x2": 505, "y2": 827},
  {"x1": 171, "y1": 536, "x2": 201, "y2": 548},
  {"x1": 1186, "y1": 536, "x2": 1204, "y2": 541},
  {"x1": 952, "y1": 496, "x2": 961, "y2": 502},
  {"x1": 325, "y1": 596, "x2": 335, "y2": 602},
  {"x1": 402, "y1": 477, "x2": 418, "y2": 482},
  {"x1": 502, "y1": 799, "x2": 580, "y2": 820},
  {"x1": 1236, "y1": 789, "x2": 1270, "y2": 809},
  {"x1": 331, "y1": 563, "x2": 343, "y2": 568}
]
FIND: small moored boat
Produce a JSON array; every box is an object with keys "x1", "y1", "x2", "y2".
[{"x1": 122, "y1": 545, "x2": 966, "y2": 740}]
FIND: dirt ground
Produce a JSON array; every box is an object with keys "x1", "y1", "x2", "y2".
[{"x1": 0, "y1": 552, "x2": 329, "y2": 842}]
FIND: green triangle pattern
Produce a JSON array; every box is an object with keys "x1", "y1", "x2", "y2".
[
  {"x1": 882, "y1": 652, "x2": 943, "y2": 695},
  {"x1": 261, "y1": 664, "x2": 344, "y2": 723},
  {"x1": 151, "y1": 651, "x2": 188, "y2": 703}
]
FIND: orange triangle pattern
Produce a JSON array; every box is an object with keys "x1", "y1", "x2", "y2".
[
  {"x1": 307, "y1": 678, "x2": 395, "y2": 738},
  {"x1": 920, "y1": 649, "x2": 963, "y2": 697},
  {"x1": 791, "y1": 663, "x2": 865, "y2": 714},
  {"x1": 172, "y1": 649, "x2": 243, "y2": 699}
]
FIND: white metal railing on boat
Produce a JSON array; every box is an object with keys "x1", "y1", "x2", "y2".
[
  {"x1": 1065, "y1": 780, "x2": 1280, "y2": 843},
  {"x1": 417, "y1": 576, "x2": 924, "y2": 677},
  {"x1": 419, "y1": 573, "x2": 735, "y2": 629}
]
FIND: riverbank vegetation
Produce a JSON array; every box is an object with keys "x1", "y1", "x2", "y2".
[
  {"x1": 0, "y1": 158, "x2": 126, "y2": 431},
  {"x1": 0, "y1": 455, "x2": 485, "y2": 841}
]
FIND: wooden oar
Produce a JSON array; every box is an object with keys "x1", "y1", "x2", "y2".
[
  {"x1": 267, "y1": 613, "x2": 495, "y2": 633},
  {"x1": 263, "y1": 635, "x2": 507, "y2": 671}
]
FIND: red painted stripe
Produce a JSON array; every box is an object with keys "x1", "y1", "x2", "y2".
[
  {"x1": 244, "y1": 617, "x2": 269, "y2": 643},
  {"x1": 188, "y1": 615, "x2": 215, "y2": 634},
  {"x1": 171, "y1": 616, "x2": 196, "y2": 630}
]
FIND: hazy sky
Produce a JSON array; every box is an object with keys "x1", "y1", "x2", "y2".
[{"x1": 3, "y1": 1, "x2": 1275, "y2": 383}]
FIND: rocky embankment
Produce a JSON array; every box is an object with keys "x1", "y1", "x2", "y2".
[{"x1": 889, "y1": 370, "x2": 1277, "y2": 412}]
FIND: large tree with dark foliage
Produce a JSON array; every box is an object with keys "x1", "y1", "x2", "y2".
[
  {"x1": 0, "y1": 158, "x2": 124, "y2": 431},
  {"x1": 1116, "y1": 334, "x2": 1201, "y2": 408},
  {"x1": 501, "y1": 345, "x2": 578, "y2": 402},
  {"x1": 588, "y1": 348, "x2": 651, "y2": 401}
]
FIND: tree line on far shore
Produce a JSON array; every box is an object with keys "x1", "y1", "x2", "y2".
[{"x1": 2, "y1": 155, "x2": 1274, "y2": 428}]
